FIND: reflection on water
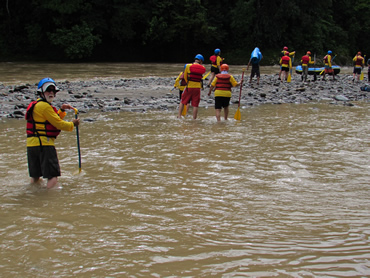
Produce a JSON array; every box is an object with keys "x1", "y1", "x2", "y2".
[{"x1": 0, "y1": 103, "x2": 369, "y2": 277}]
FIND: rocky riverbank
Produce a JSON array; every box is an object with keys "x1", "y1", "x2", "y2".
[{"x1": 1, "y1": 73, "x2": 369, "y2": 120}]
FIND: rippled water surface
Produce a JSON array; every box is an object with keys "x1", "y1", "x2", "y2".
[{"x1": 0, "y1": 103, "x2": 369, "y2": 277}]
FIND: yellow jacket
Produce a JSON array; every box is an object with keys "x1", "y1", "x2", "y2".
[{"x1": 27, "y1": 100, "x2": 74, "y2": 147}]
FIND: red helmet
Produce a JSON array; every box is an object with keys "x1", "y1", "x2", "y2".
[
  {"x1": 358, "y1": 51, "x2": 361, "y2": 55},
  {"x1": 283, "y1": 46, "x2": 288, "y2": 50},
  {"x1": 307, "y1": 51, "x2": 311, "y2": 55},
  {"x1": 220, "y1": 64, "x2": 229, "y2": 71},
  {"x1": 285, "y1": 51, "x2": 289, "y2": 56}
]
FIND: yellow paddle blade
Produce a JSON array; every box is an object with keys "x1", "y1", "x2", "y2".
[
  {"x1": 319, "y1": 69, "x2": 324, "y2": 75},
  {"x1": 234, "y1": 107, "x2": 241, "y2": 121},
  {"x1": 202, "y1": 71, "x2": 211, "y2": 80},
  {"x1": 360, "y1": 72, "x2": 364, "y2": 81},
  {"x1": 287, "y1": 73, "x2": 291, "y2": 83},
  {"x1": 182, "y1": 104, "x2": 187, "y2": 116}
]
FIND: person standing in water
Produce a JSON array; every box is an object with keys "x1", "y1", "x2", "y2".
[
  {"x1": 26, "y1": 77, "x2": 80, "y2": 189},
  {"x1": 178, "y1": 54, "x2": 206, "y2": 119},
  {"x1": 208, "y1": 64, "x2": 241, "y2": 121}
]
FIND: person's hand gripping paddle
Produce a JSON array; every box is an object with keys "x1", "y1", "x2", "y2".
[{"x1": 234, "y1": 68, "x2": 245, "y2": 121}]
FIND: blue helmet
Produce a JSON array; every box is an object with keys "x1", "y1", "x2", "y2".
[
  {"x1": 214, "y1": 48, "x2": 221, "y2": 55},
  {"x1": 194, "y1": 54, "x2": 204, "y2": 62},
  {"x1": 37, "y1": 77, "x2": 59, "y2": 93},
  {"x1": 327, "y1": 50, "x2": 332, "y2": 54}
]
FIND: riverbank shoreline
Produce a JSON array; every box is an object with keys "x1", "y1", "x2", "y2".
[{"x1": 1, "y1": 73, "x2": 369, "y2": 120}]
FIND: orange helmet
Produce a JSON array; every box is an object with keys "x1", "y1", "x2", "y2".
[
  {"x1": 307, "y1": 51, "x2": 311, "y2": 55},
  {"x1": 283, "y1": 46, "x2": 288, "y2": 50},
  {"x1": 220, "y1": 64, "x2": 229, "y2": 71}
]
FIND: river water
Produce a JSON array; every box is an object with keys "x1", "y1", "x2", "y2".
[{"x1": 0, "y1": 63, "x2": 369, "y2": 277}]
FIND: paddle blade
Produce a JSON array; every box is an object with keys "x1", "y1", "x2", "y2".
[
  {"x1": 234, "y1": 107, "x2": 241, "y2": 121},
  {"x1": 360, "y1": 72, "x2": 364, "y2": 81},
  {"x1": 287, "y1": 73, "x2": 291, "y2": 83},
  {"x1": 181, "y1": 104, "x2": 187, "y2": 116}
]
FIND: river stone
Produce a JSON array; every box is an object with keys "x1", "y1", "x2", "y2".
[{"x1": 334, "y1": 95, "x2": 349, "y2": 101}]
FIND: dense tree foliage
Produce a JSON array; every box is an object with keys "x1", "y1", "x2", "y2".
[{"x1": 1, "y1": 0, "x2": 369, "y2": 65}]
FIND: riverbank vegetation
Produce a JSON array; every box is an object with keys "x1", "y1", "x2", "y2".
[{"x1": 1, "y1": 0, "x2": 369, "y2": 65}]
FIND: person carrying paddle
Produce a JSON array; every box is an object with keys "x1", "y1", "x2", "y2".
[
  {"x1": 278, "y1": 46, "x2": 295, "y2": 80},
  {"x1": 279, "y1": 52, "x2": 292, "y2": 82},
  {"x1": 322, "y1": 50, "x2": 336, "y2": 81},
  {"x1": 301, "y1": 51, "x2": 315, "y2": 82},
  {"x1": 352, "y1": 51, "x2": 365, "y2": 82},
  {"x1": 26, "y1": 77, "x2": 80, "y2": 189},
  {"x1": 178, "y1": 54, "x2": 206, "y2": 119},
  {"x1": 173, "y1": 65, "x2": 188, "y2": 100},
  {"x1": 208, "y1": 64, "x2": 241, "y2": 121},
  {"x1": 207, "y1": 48, "x2": 224, "y2": 87}
]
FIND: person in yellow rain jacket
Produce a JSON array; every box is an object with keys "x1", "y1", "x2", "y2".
[
  {"x1": 322, "y1": 50, "x2": 335, "y2": 81},
  {"x1": 173, "y1": 65, "x2": 188, "y2": 100},
  {"x1": 279, "y1": 52, "x2": 292, "y2": 82},
  {"x1": 352, "y1": 51, "x2": 365, "y2": 82},
  {"x1": 208, "y1": 64, "x2": 241, "y2": 121},
  {"x1": 301, "y1": 51, "x2": 315, "y2": 82},
  {"x1": 178, "y1": 54, "x2": 206, "y2": 119},
  {"x1": 278, "y1": 46, "x2": 295, "y2": 80},
  {"x1": 207, "y1": 48, "x2": 224, "y2": 87},
  {"x1": 26, "y1": 77, "x2": 80, "y2": 189}
]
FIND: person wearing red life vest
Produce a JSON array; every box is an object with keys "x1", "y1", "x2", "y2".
[
  {"x1": 178, "y1": 54, "x2": 206, "y2": 119},
  {"x1": 208, "y1": 64, "x2": 241, "y2": 121},
  {"x1": 322, "y1": 50, "x2": 335, "y2": 81},
  {"x1": 278, "y1": 46, "x2": 295, "y2": 80},
  {"x1": 352, "y1": 51, "x2": 365, "y2": 82},
  {"x1": 301, "y1": 51, "x2": 314, "y2": 82},
  {"x1": 279, "y1": 52, "x2": 292, "y2": 82},
  {"x1": 26, "y1": 77, "x2": 80, "y2": 189},
  {"x1": 207, "y1": 48, "x2": 224, "y2": 87}
]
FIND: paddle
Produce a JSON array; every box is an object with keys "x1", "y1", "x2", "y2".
[
  {"x1": 360, "y1": 55, "x2": 366, "y2": 81},
  {"x1": 202, "y1": 71, "x2": 211, "y2": 80},
  {"x1": 234, "y1": 69, "x2": 245, "y2": 121},
  {"x1": 313, "y1": 53, "x2": 317, "y2": 81},
  {"x1": 73, "y1": 108, "x2": 81, "y2": 174},
  {"x1": 287, "y1": 55, "x2": 294, "y2": 83}
]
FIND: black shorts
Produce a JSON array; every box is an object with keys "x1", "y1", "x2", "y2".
[
  {"x1": 211, "y1": 66, "x2": 220, "y2": 74},
  {"x1": 215, "y1": 97, "x2": 230, "y2": 109},
  {"x1": 353, "y1": 67, "x2": 362, "y2": 74},
  {"x1": 27, "y1": 146, "x2": 61, "y2": 179},
  {"x1": 282, "y1": 67, "x2": 289, "y2": 72},
  {"x1": 251, "y1": 66, "x2": 260, "y2": 77}
]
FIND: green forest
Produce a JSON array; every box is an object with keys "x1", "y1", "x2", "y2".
[{"x1": 1, "y1": 0, "x2": 369, "y2": 66}]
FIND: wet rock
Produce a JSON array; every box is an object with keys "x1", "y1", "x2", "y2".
[{"x1": 334, "y1": 95, "x2": 349, "y2": 101}]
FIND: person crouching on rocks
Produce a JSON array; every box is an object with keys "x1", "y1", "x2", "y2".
[
  {"x1": 208, "y1": 64, "x2": 241, "y2": 122},
  {"x1": 25, "y1": 77, "x2": 80, "y2": 189}
]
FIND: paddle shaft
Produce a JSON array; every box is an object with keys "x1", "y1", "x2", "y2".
[
  {"x1": 238, "y1": 70, "x2": 245, "y2": 107},
  {"x1": 75, "y1": 112, "x2": 81, "y2": 170}
]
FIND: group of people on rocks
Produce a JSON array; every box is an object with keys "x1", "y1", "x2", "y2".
[{"x1": 174, "y1": 47, "x2": 370, "y2": 121}]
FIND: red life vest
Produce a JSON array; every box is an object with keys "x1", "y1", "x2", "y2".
[
  {"x1": 355, "y1": 56, "x2": 363, "y2": 66},
  {"x1": 210, "y1": 55, "x2": 217, "y2": 65},
  {"x1": 189, "y1": 63, "x2": 206, "y2": 82},
  {"x1": 179, "y1": 72, "x2": 187, "y2": 86},
  {"x1": 25, "y1": 100, "x2": 61, "y2": 139},
  {"x1": 215, "y1": 74, "x2": 232, "y2": 91},
  {"x1": 323, "y1": 55, "x2": 330, "y2": 64},
  {"x1": 281, "y1": 55, "x2": 290, "y2": 66},
  {"x1": 301, "y1": 55, "x2": 310, "y2": 65}
]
